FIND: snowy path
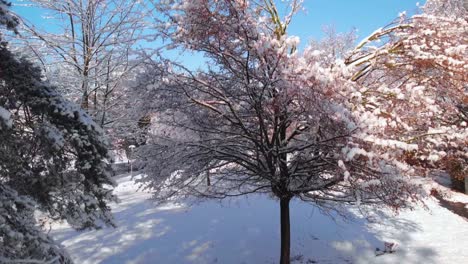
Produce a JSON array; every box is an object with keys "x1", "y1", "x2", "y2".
[{"x1": 51, "y1": 174, "x2": 468, "y2": 264}]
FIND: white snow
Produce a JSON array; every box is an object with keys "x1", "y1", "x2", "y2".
[
  {"x1": 0, "y1": 106, "x2": 12, "y2": 128},
  {"x1": 50, "y1": 174, "x2": 468, "y2": 264}
]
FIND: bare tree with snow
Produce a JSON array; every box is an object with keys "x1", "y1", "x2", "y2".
[{"x1": 13, "y1": 0, "x2": 154, "y2": 136}]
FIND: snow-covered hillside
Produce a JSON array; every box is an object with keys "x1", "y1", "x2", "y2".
[{"x1": 50, "y1": 174, "x2": 468, "y2": 264}]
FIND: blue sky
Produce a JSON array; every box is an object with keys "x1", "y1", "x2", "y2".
[
  {"x1": 12, "y1": 0, "x2": 424, "y2": 40},
  {"x1": 11, "y1": 0, "x2": 424, "y2": 68},
  {"x1": 287, "y1": 0, "x2": 423, "y2": 42}
]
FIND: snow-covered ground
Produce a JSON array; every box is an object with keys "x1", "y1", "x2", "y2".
[{"x1": 50, "y1": 174, "x2": 468, "y2": 264}]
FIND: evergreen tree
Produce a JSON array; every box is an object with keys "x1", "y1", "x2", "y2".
[{"x1": 0, "y1": 1, "x2": 116, "y2": 262}]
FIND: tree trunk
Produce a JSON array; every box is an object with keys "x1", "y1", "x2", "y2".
[
  {"x1": 279, "y1": 197, "x2": 291, "y2": 264},
  {"x1": 206, "y1": 171, "x2": 211, "y2": 186},
  {"x1": 81, "y1": 73, "x2": 89, "y2": 111},
  {"x1": 81, "y1": 90, "x2": 89, "y2": 110},
  {"x1": 465, "y1": 175, "x2": 468, "y2": 195}
]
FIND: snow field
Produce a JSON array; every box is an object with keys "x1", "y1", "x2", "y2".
[{"x1": 50, "y1": 174, "x2": 468, "y2": 264}]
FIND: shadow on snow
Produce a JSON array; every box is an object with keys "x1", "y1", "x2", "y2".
[{"x1": 50, "y1": 174, "x2": 442, "y2": 264}]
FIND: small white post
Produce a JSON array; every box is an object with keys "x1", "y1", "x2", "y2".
[{"x1": 129, "y1": 145, "x2": 136, "y2": 176}]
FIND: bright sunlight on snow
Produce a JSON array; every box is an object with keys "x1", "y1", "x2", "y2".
[{"x1": 49, "y1": 174, "x2": 468, "y2": 264}]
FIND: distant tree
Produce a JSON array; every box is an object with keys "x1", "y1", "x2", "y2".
[
  {"x1": 308, "y1": 25, "x2": 357, "y2": 67},
  {"x1": 0, "y1": 2, "x2": 116, "y2": 262},
  {"x1": 136, "y1": 1, "x2": 422, "y2": 263},
  {"x1": 346, "y1": 0, "x2": 467, "y2": 188},
  {"x1": 13, "y1": 0, "x2": 153, "y2": 138},
  {"x1": 422, "y1": 0, "x2": 467, "y2": 17}
]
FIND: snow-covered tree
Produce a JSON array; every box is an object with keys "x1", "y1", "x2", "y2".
[
  {"x1": 0, "y1": 2, "x2": 116, "y2": 262},
  {"x1": 13, "y1": 0, "x2": 153, "y2": 138},
  {"x1": 422, "y1": 0, "x2": 468, "y2": 17},
  {"x1": 308, "y1": 25, "x2": 357, "y2": 68},
  {"x1": 346, "y1": 0, "x2": 467, "y2": 188},
  {"x1": 0, "y1": 0, "x2": 17, "y2": 31},
  {"x1": 136, "y1": 1, "x2": 422, "y2": 263}
]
